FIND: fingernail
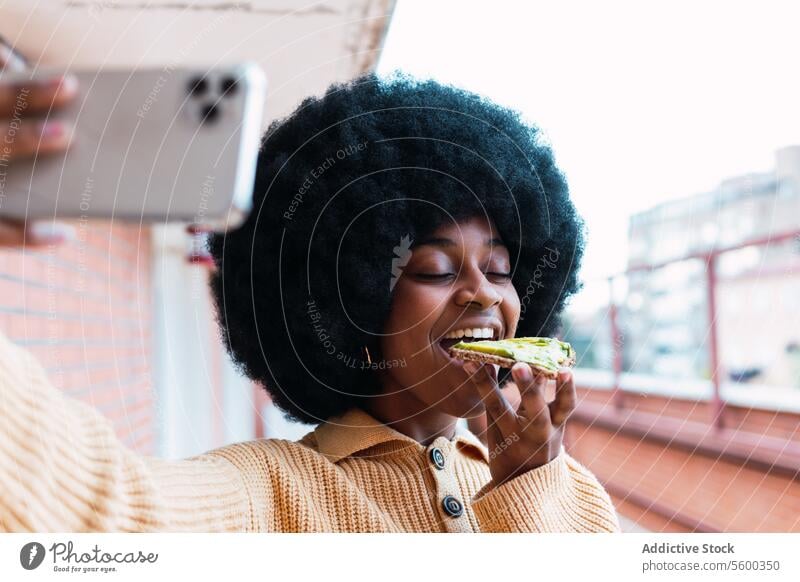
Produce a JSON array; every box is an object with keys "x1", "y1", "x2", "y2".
[
  {"x1": 38, "y1": 120, "x2": 66, "y2": 139},
  {"x1": 516, "y1": 364, "x2": 532, "y2": 382},
  {"x1": 559, "y1": 367, "x2": 572, "y2": 379},
  {"x1": 29, "y1": 222, "x2": 76, "y2": 243},
  {"x1": 43, "y1": 74, "x2": 78, "y2": 94},
  {"x1": 42, "y1": 75, "x2": 66, "y2": 88},
  {"x1": 186, "y1": 224, "x2": 213, "y2": 235},
  {"x1": 463, "y1": 361, "x2": 477, "y2": 374}
]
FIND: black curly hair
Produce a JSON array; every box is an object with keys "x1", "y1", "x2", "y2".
[{"x1": 208, "y1": 72, "x2": 585, "y2": 425}]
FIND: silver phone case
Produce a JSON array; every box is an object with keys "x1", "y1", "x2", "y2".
[{"x1": 0, "y1": 63, "x2": 266, "y2": 231}]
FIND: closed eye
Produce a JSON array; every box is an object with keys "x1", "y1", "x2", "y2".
[
  {"x1": 414, "y1": 272, "x2": 511, "y2": 282},
  {"x1": 414, "y1": 273, "x2": 455, "y2": 280}
]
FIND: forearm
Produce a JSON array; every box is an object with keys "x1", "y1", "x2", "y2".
[{"x1": 0, "y1": 329, "x2": 248, "y2": 532}]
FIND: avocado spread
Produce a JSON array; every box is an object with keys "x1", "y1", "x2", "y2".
[{"x1": 451, "y1": 337, "x2": 575, "y2": 372}]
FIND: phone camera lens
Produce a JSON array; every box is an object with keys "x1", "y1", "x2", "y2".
[
  {"x1": 201, "y1": 103, "x2": 219, "y2": 123},
  {"x1": 188, "y1": 76, "x2": 208, "y2": 96},
  {"x1": 220, "y1": 76, "x2": 238, "y2": 96}
]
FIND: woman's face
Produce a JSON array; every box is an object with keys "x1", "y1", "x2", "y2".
[{"x1": 379, "y1": 215, "x2": 521, "y2": 418}]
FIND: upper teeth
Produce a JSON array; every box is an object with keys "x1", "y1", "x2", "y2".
[{"x1": 444, "y1": 327, "x2": 495, "y2": 339}]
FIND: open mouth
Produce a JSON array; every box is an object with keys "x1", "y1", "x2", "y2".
[
  {"x1": 439, "y1": 337, "x2": 482, "y2": 351},
  {"x1": 436, "y1": 327, "x2": 500, "y2": 356},
  {"x1": 436, "y1": 341, "x2": 466, "y2": 368}
]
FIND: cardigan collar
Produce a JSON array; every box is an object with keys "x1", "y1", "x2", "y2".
[{"x1": 313, "y1": 408, "x2": 489, "y2": 464}]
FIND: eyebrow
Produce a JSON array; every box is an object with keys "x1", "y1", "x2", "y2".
[
  {"x1": 412, "y1": 236, "x2": 506, "y2": 248},
  {"x1": 411, "y1": 236, "x2": 506, "y2": 249}
]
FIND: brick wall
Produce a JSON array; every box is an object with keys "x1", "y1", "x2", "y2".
[{"x1": 0, "y1": 220, "x2": 155, "y2": 455}]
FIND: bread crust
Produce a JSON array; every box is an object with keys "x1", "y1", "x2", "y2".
[{"x1": 448, "y1": 346, "x2": 575, "y2": 379}]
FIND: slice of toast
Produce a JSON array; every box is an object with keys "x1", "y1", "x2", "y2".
[{"x1": 448, "y1": 337, "x2": 575, "y2": 379}]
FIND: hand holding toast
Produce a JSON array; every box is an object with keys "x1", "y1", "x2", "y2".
[{"x1": 464, "y1": 360, "x2": 576, "y2": 489}]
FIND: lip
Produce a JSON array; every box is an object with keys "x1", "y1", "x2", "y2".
[{"x1": 432, "y1": 317, "x2": 505, "y2": 371}]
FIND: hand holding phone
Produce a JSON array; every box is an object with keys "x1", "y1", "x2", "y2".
[
  {"x1": 0, "y1": 43, "x2": 78, "y2": 247},
  {"x1": 0, "y1": 61, "x2": 266, "y2": 238}
]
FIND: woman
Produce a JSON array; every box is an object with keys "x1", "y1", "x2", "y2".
[{"x1": 0, "y1": 65, "x2": 620, "y2": 532}]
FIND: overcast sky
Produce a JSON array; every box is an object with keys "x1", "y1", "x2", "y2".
[{"x1": 378, "y1": 0, "x2": 800, "y2": 283}]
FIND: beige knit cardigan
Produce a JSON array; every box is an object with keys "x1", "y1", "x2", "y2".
[{"x1": 0, "y1": 329, "x2": 621, "y2": 532}]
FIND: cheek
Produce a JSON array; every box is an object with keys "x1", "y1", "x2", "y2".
[
  {"x1": 502, "y1": 288, "x2": 521, "y2": 336},
  {"x1": 381, "y1": 282, "x2": 447, "y2": 358}
]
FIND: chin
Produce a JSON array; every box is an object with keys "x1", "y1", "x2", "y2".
[{"x1": 433, "y1": 380, "x2": 486, "y2": 418}]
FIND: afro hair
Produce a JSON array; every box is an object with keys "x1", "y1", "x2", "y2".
[{"x1": 208, "y1": 72, "x2": 585, "y2": 425}]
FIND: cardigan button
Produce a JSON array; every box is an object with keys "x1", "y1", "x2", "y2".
[
  {"x1": 442, "y1": 495, "x2": 464, "y2": 518},
  {"x1": 429, "y1": 447, "x2": 446, "y2": 470}
]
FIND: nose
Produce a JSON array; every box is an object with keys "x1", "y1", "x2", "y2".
[{"x1": 454, "y1": 269, "x2": 503, "y2": 310}]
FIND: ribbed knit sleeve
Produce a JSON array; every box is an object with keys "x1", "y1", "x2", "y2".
[
  {"x1": 0, "y1": 331, "x2": 250, "y2": 532},
  {"x1": 470, "y1": 445, "x2": 621, "y2": 533}
]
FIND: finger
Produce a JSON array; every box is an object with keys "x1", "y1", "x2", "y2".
[
  {"x1": 465, "y1": 404, "x2": 505, "y2": 453},
  {"x1": 0, "y1": 119, "x2": 73, "y2": 160},
  {"x1": 548, "y1": 368, "x2": 577, "y2": 426},
  {"x1": 465, "y1": 414, "x2": 488, "y2": 446},
  {"x1": 464, "y1": 361, "x2": 517, "y2": 435},
  {"x1": 28, "y1": 221, "x2": 76, "y2": 246},
  {"x1": 0, "y1": 220, "x2": 75, "y2": 247},
  {"x1": 483, "y1": 415, "x2": 506, "y2": 461},
  {"x1": 513, "y1": 362, "x2": 551, "y2": 427},
  {"x1": 186, "y1": 223, "x2": 214, "y2": 235},
  {"x1": 0, "y1": 38, "x2": 28, "y2": 72},
  {"x1": 0, "y1": 220, "x2": 26, "y2": 246},
  {"x1": 500, "y1": 380, "x2": 521, "y2": 412},
  {"x1": 0, "y1": 74, "x2": 78, "y2": 117}
]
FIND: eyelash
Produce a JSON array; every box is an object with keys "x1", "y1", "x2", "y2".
[
  {"x1": 415, "y1": 272, "x2": 512, "y2": 281},
  {"x1": 415, "y1": 273, "x2": 453, "y2": 280}
]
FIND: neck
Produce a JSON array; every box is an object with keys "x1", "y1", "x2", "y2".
[{"x1": 364, "y1": 375, "x2": 458, "y2": 446}]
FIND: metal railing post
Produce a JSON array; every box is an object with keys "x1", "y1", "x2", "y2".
[
  {"x1": 608, "y1": 276, "x2": 625, "y2": 410},
  {"x1": 706, "y1": 254, "x2": 725, "y2": 430}
]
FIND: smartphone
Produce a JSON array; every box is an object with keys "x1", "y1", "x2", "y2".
[{"x1": 0, "y1": 63, "x2": 266, "y2": 231}]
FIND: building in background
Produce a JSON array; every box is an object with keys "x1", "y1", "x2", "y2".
[
  {"x1": 565, "y1": 146, "x2": 800, "y2": 533},
  {"x1": 624, "y1": 145, "x2": 800, "y2": 388}
]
